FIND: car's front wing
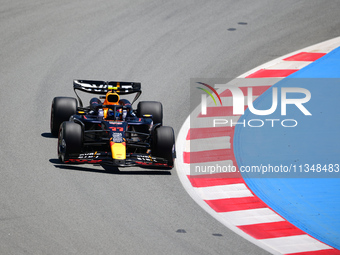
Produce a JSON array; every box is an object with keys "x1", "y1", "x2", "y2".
[{"x1": 64, "y1": 152, "x2": 172, "y2": 168}]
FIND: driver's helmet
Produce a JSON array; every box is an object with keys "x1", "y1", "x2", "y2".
[{"x1": 103, "y1": 91, "x2": 121, "y2": 119}]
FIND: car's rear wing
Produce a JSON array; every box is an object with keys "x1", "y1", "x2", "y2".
[
  {"x1": 73, "y1": 79, "x2": 142, "y2": 107},
  {"x1": 73, "y1": 80, "x2": 141, "y2": 94}
]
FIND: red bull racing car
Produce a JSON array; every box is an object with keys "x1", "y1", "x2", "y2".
[{"x1": 50, "y1": 80, "x2": 175, "y2": 169}]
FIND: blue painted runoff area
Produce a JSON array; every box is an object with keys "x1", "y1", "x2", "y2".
[{"x1": 234, "y1": 46, "x2": 340, "y2": 249}]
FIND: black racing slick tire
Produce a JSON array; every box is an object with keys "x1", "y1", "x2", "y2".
[
  {"x1": 58, "y1": 121, "x2": 82, "y2": 163},
  {"x1": 137, "y1": 101, "x2": 163, "y2": 125},
  {"x1": 50, "y1": 97, "x2": 78, "y2": 136},
  {"x1": 153, "y1": 126, "x2": 175, "y2": 168}
]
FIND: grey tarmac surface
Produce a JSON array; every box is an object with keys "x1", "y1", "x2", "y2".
[{"x1": 0, "y1": 1, "x2": 339, "y2": 254}]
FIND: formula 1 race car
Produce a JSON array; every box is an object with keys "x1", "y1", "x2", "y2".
[{"x1": 50, "y1": 80, "x2": 175, "y2": 169}]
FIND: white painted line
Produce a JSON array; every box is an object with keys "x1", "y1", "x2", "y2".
[
  {"x1": 219, "y1": 208, "x2": 285, "y2": 226},
  {"x1": 301, "y1": 37, "x2": 340, "y2": 53},
  {"x1": 185, "y1": 136, "x2": 231, "y2": 152},
  {"x1": 260, "y1": 235, "x2": 332, "y2": 254},
  {"x1": 195, "y1": 183, "x2": 253, "y2": 200},
  {"x1": 265, "y1": 61, "x2": 311, "y2": 70},
  {"x1": 216, "y1": 78, "x2": 282, "y2": 88},
  {"x1": 190, "y1": 115, "x2": 241, "y2": 128}
]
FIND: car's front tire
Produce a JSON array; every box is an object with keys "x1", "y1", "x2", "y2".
[
  {"x1": 152, "y1": 126, "x2": 175, "y2": 168},
  {"x1": 58, "y1": 121, "x2": 82, "y2": 163}
]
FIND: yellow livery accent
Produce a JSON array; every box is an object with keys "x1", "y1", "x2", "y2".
[
  {"x1": 110, "y1": 142, "x2": 126, "y2": 159},
  {"x1": 104, "y1": 108, "x2": 108, "y2": 119}
]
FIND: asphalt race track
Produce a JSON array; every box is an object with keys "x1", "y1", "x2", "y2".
[{"x1": 1, "y1": 1, "x2": 339, "y2": 254}]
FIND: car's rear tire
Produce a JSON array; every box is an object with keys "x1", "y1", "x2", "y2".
[
  {"x1": 50, "y1": 97, "x2": 78, "y2": 136},
  {"x1": 137, "y1": 101, "x2": 163, "y2": 125},
  {"x1": 152, "y1": 126, "x2": 175, "y2": 168},
  {"x1": 58, "y1": 121, "x2": 82, "y2": 163}
]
